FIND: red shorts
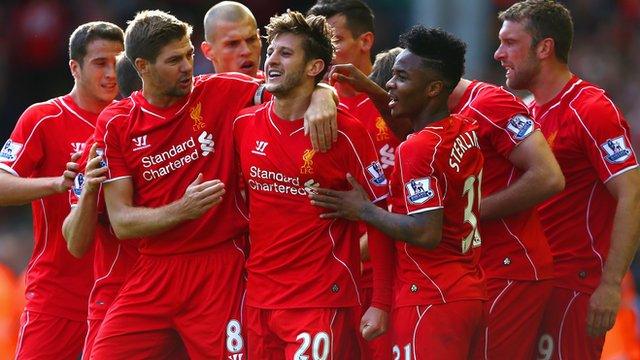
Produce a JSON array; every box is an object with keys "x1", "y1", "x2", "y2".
[
  {"x1": 247, "y1": 306, "x2": 360, "y2": 360},
  {"x1": 15, "y1": 311, "x2": 86, "y2": 360},
  {"x1": 359, "y1": 286, "x2": 391, "y2": 360},
  {"x1": 391, "y1": 300, "x2": 485, "y2": 360},
  {"x1": 535, "y1": 287, "x2": 605, "y2": 360},
  {"x1": 91, "y1": 242, "x2": 246, "y2": 360},
  {"x1": 472, "y1": 278, "x2": 553, "y2": 359}
]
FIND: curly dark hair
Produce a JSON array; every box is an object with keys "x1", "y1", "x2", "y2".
[{"x1": 399, "y1": 26, "x2": 466, "y2": 92}]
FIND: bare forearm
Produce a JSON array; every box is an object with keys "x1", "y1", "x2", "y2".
[
  {"x1": 0, "y1": 174, "x2": 60, "y2": 205},
  {"x1": 110, "y1": 200, "x2": 187, "y2": 239},
  {"x1": 601, "y1": 194, "x2": 640, "y2": 286},
  {"x1": 360, "y1": 203, "x2": 437, "y2": 248},
  {"x1": 63, "y1": 192, "x2": 99, "y2": 258}
]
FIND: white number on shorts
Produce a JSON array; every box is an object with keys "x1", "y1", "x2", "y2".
[
  {"x1": 537, "y1": 333, "x2": 554, "y2": 360},
  {"x1": 461, "y1": 174, "x2": 482, "y2": 253},
  {"x1": 226, "y1": 319, "x2": 244, "y2": 353},
  {"x1": 392, "y1": 343, "x2": 411, "y2": 360},
  {"x1": 294, "y1": 332, "x2": 330, "y2": 360}
]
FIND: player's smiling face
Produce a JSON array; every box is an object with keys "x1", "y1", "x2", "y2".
[
  {"x1": 386, "y1": 49, "x2": 433, "y2": 119},
  {"x1": 203, "y1": 17, "x2": 262, "y2": 77},
  {"x1": 265, "y1": 33, "x2": 320, "y2": 97},
  {"x1": 148, "y1": 35, "x2": 195, "y2": 99},
  {"x1": 73, "y1": 39, "x2": 123, "y2": 105},
  {"x1": 494, "y1": 20, "x2": 541, "y2": 90}
]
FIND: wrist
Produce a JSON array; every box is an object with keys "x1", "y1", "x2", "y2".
[{"x1": 600, "y1": 275, "x2": 623, "y2": 288}]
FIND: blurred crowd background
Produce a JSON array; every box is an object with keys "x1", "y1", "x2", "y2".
[{"x1": 0, "y1": 0, "x2": 639, "y2": 358}]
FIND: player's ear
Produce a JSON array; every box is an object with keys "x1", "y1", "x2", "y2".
[
  {"x1": 134, "y1": 58, "x2": 150, "y2": 76},
  {"x1": 425, "y1": 80, "x2": 444, "y2": 98},
  {"x1": 358, "y1": 31, "x2": 374, "y2": 53},
  {"x1": 535, "y1": 37, "x2": 554, "y2": 60},
  {"x1": 200, "y1": 41, "x2": 212, "y2": 61},
  {"x1": 69, "y1": 59, "x2": 81, "y2": 80},
  {"x1": 307, "y1": 58, "x2": 325, "y2": 78}
]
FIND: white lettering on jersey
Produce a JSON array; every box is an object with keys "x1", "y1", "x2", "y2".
[
  {"x1": 601, "y1": 135, "x2": 632, "y2": 164},
  {"x1": 199, "y1": 131, "x2": 215, "y2": 156},
  {"x1": 0, "y1": 140, "x2": 23, "y2": 162},
  {"x1": 405, "y1": 177, "x2": 434, "y2": 205},
  {"x1": 449, "y1": 130, "x2": 479, "y2": 173}
]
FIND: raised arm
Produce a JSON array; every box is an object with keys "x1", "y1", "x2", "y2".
[
  {"x1": 587, "y1": 168, "x2": 640, "y2": 336},
  {"x1": 63, "y1": 144, "x2": 108, "y2": 258},
  {"x1": 305, "y1": 83, "x2": 339, "y2": 152},
  {"x1": 480, "y1": 131, "x2": 564, "y2": 220},
  {"x1": 103, "y1": 174, "x2": 225, "y2": 239}
]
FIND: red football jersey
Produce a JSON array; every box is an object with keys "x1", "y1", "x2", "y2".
[
  {"x1": 389, "y1": 114, "x2": 486, "y2": 307},
  {"x1": 0, "y1": 95, "x2": 96, "y2": 321},
  {"x1": 69, "y1": 136, "x2": 140, "y2": 320},
  {"x1": 530, "y1": 75, "x2": 639, "y2": 293},
  {"x1": 234, "y1": 102, "x2": 390, "y2": 309},
  {"x1": 96, "y1": 73, "x2": 261, "y2": 255},
  {"x1": 340, "y1": 93, "x2": 401, "y2": 179},
  {"x1": 453, "y1": 80, "x2": 554, "y2": 281}
]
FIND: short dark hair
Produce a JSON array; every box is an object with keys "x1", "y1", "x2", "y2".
[
  {"x1": 399, "y1": 26, "x2": 466, "y2": 93},
  {"x1": 499, "y1": 0, "x2": 573, "y2": 63},
  {"x1": 68, "y1": 22, "x2": 124, "y2": 65},
  {"x1": 307, "y1": 0, "x2": 374, "y2": 37},
  {"x1": 116, "y1": 53, "x2": 142, "y2": 97},
  {"x1": 266, "y1": 10, "x2": 335, "y2": 84},
  {"x1": 125, "y1": 10, "x2": 193, "y2": 63},
  {"x1": 369, "y1": 47, "x2": 402, "y2": 89}
]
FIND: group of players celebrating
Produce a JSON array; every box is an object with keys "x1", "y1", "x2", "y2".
[{"x1": 1, "y1": 0, "x2": 639, "y2": 359}]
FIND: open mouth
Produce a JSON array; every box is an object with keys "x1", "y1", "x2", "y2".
[
  {"x1": 267, "y1": 69, "x2": 283, "y2": 80},
  {"x1": 388, "y1": 93, "x2": 398, "y2": 109},
  {"x1": 240, "y1": 61, "x2": 255, "y2": 71}
]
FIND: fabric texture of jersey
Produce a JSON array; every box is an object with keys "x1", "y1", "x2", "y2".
[
  {"x1": 0, "y1": 94, "x2": 97, "y2": 321},
  {"x1": 96, "y1": 73, "x2": 260, "y2": 255},
  {"x1": 389, "y1": 114, "x2": 486, "y2": 307},
  {"x1": 234, "y1": 102, "x2": 390, "y2": 310},
  {"x1": 69, "y1": 136, "x2": 140, "y2": 321},
  {"x1": 453, "y1": 80, "x2": 554, "y2": 282},
  {"x1": 530, "y1": 75, "x2": 639, "y2": 293}
]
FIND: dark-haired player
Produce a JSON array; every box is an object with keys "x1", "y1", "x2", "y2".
[
  {"x1": 495, "y1": 1, "x2": 640, "y2": 359},
  {"x1": 0, "y1": 22, "x2": 123, "y2": 359},
  {"x1": 115, "y1": 53, "x2": 141, "y2": 98},
  {"x1": 89, "y1": 10, "x2": 336, "y2": 359},
  {"x1": 234, "y1": 10, "x2": 393, "y2": 359},
  {"x1": 311, "y1": 26, "x2": 486, "y2": 359}
]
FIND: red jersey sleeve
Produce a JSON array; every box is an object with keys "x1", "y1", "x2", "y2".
[
  {"x1": 96, "y1": 104, "x2": 132, "y2": 182},
  {"x1": 473, "y1": 86, "x2": 538, "y2": 158},
  {"x1": 573, "y1": 89, "x2": 638, "y2": 182},
  {"x1": 0, "y1": 103, "x2": 58, "y2": 177},
  {"x1": 338, "y1": 113, "x2": 389, "y2": 202},
  {"x1": 394, "y1": 134, "x2": 444, "y2": 215}
]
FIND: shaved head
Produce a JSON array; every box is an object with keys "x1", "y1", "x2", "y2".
[
  {"x1": 201, "y1": 1, "x2": 262, "y2": 76},
  {"x1": 204, "y1": 1, "x2": 256, "y2": 42}
]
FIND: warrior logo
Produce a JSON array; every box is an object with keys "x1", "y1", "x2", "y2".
[{"x1": 300, "y1": 149, "x2": 315, "y2": 174}]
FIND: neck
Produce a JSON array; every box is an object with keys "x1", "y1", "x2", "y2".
[
  {"x1": 69, "y1": 86, "x2": 109, "y2": 115},
  {"x1": 142, "y1": 84, "x2": 184, "y2": 108},
  {"x1": 412, "y1": 99, "x2": 450, "y2": 132},
  {"x1": 529, "y1": 61, "x2": 573, "y2": 106},
  {"x1": 447, "y1": 78, "x2": 471, "y2": 111},
  {"x1": 336, "y1": 57, "x2": 373, "y2": 98},
  {"x1": 273, "y1": 83, "x2": 315, "y2": 120}
]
